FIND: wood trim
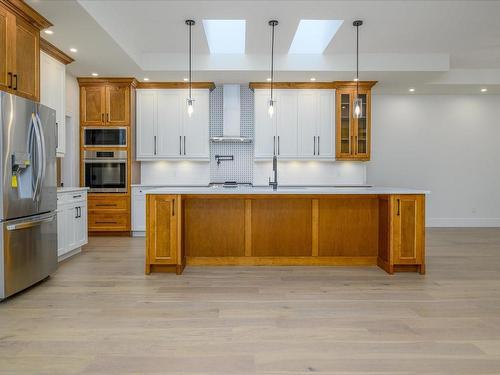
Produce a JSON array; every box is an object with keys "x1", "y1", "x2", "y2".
[
  {"x1": 0, "y1": 0, "x2": 52, "y2": 29},
  {"x1": 333, "y1": 81, "x2": 378, "y2": 89},
  {"x1": 77, "y1": 77, "x2": 138, "y2": 86},
  {"x1": 177, "y1": 194, "x2": 382, "y2": 200},
  {"x1": 187, "y1": 256, "x2": 377, "y2": 266},
  {"x1": 249, "y1": 82, "x2": 337, "y2": 90},
  {"x1": 249, "y1": 81, "x2": 377, "y2": 90},
  {"x1": 136, "y1": 81, "x2": 215, "y2": 90},
  {"x1": 311, "y1": 199, "x2": 319, "y2": 256},
  {"x1": 40, "y1": 38, "x2": 74, "y2": 65},
  {"x1": 244, "y1": 199, "x2": 252, "y2": 257}
]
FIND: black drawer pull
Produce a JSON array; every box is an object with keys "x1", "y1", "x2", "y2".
[{"x1": 72, "y1": 195, "x2": 82, "y2": 198}]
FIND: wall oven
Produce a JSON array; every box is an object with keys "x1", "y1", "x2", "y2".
[
  {"x1": 83, "y1": 150, "x2": 127, "y2": 193},
  {"x1": 83, "y1": 127, "x2": 127, "y2": 147}
]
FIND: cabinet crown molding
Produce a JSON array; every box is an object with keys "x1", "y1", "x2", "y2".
[
  {"x1": 77, "y1": 77, "x2": 138, "y2": 87},
  {"x1": 249, "y1": 81, "x2": 377, "y2": 90},
  {"x1": 40, "y1": 38, "x2": 74, "y2": 65},
  {"x1": 136, "y1": 82, "x2": 216, "y2": 91},
  {"x1": 1, "y1": 0, "x2": 52, "y2": 29}
]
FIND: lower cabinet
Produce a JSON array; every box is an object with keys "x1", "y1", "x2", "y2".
[
  {"x1": 87, "y1": 195, "x2": 130, "y2": 232},
  {"x1": 57, "y1": 190, "x2": 88, "y2": 261},
  {"x1": 146, "y1": 194, "x2": 181, "y2": 274},
  {"x1": 392, "y1": 195, "x2": 425, "y2": 268}
]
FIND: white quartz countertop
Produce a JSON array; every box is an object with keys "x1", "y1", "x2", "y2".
[
  {"x1": 143, "y1": 186, "x2": 430, "y2": 195},
  {"x1": 57, "y1": 187, "x2": 89, "y2": 194}
]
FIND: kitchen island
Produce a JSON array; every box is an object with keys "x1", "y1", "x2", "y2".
[{"x1": 144, "y1": 186, "x2": 429, "y2": 275}]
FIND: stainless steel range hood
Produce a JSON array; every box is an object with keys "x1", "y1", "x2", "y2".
[{"x1": 210, "y1": 84, "x2": 252, "y2": 143}]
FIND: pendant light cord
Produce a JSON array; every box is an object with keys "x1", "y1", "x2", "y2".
[
  {"x1": 189, "y1": 22, "x2": 192, "y2": 100},
  {"x1": 270, "y1": 22, "x2": 275, "y2": 102},
  {"x1": 356, "y1": 22, "x2": 359, "y2": 97}
]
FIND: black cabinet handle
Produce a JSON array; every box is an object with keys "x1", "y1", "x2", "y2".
[
  {"x1": 278, "y1": 136, "x2": 280, "y2": 155},
  {"x1": 72, "y1": 194, "x2": 82, "y2": 199},
  {"x1": 397, "y1": 199, "x2": 401, "y2": 216},
  {"x1": 101, "y1": 113, "x2": 104, "y2": 122},
  {"x1": 318, "y1": 136, "x2": 320, "y2": 155},
  {"x1": 313, "y1": 136, "x2": 316, "y2": 155},
  {"x1": 179, "y1": 136, "x2": 182, "y2": 155},
  {"x1": 7, "y1": 72, "x2": 12, "y2": 89},
  {"x1": 273, "y1": 136, "x2": 276, "y2": 156},
  {"x1": 172, "y1": 198, "x2": 175, "y2": 216},
  {"x1": 154, "y1": 135, "x2": 157, "y2": 155},
  {"x1": 183, "y1": 136, "x2": 186, "y2": 155},
  {"x1": 107, "y1": 113, "x2": 109, "y2": 122},
  {"x1": 13, "y1": 74, "x2": 17, "y2": 90}
]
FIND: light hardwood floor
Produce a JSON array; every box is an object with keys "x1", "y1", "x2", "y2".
[{"x1": 1, "y1": 228, "x2": 500, "y2": 374}]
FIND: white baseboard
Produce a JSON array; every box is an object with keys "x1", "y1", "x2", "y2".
[
  {"x1": 58, "y1": 247, "x2": 81, "y2": 262},
  {"x1": 427, "y1": 218, "x2": 500, "y2": 227},
  {"x1": 132, "y1": 231, "x2": 146, "y2": 237}
]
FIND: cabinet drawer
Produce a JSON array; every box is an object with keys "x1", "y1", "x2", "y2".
[
  {"x1": 88, "y1": 195, "x2": 129, "y2": 211},
  {"x1": 57, "y1": 191, "x2": 87, "y2": 206},
  {"x1": 89, "y1": 211, "x2": 129, "y2": 231}
]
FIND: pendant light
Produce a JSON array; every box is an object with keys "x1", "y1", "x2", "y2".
[
  {"x1": 353, "y1": 20, "x2": 363, "y2": 119},
  {"x1": 268, "y1": 20, "x2": 278, "y2": 118},
  {"x1": 186, "y1": 19, "x2": 195, "y2": 118}
]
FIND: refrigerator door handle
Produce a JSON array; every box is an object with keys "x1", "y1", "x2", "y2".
[
  {"x1": 6, "y1": 212, "x2": 56, "y2": 231},
  {"x1": 35, "y1": 113, "x2": 47, "y2": 201},
  {"x1": 29, "y1": 114, "x2": 43, "y2": 201}
]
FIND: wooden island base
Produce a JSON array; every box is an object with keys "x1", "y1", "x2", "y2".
[{"x1": 145, "y1": 194, "x2": 425, "y2": 275}]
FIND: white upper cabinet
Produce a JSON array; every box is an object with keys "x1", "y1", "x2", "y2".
[
  {"x1": 136, "y1": 89, "x2": 210, "y2": 161},
  {"x1": 254, "y1": 90, "x2": 276, "y2": 158},
  {"x1": 254, "y1": 89, "x2": 335, "y2": 160},
  {"x1": 157, "y1": 90, "x2": 182, "y2": 157},
  {"x1": 136, "y1": 90, "x2": 156, "y2": 158},
  {"x1": 276, "y1": 91, "x2": 298, "y2": 157},
  {"x1": 182, "y1": 90, "x2": 209, "y2": 158},
  {"x1": 40, "y1": 52, "x2": 66, "y2": 157}
]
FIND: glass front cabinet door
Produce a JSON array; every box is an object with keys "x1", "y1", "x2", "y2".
[{"x1": 335, "y1": 82, "x2": 375, "y2": 161}]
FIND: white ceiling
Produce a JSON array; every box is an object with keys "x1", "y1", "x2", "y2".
[{"x1": 28, "y1": 0, "x2": 500, "y2": 93}]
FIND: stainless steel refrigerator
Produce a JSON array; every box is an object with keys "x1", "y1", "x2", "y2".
[{"x1": 0, "y1": 92, "x2": 57, "y2": 300}]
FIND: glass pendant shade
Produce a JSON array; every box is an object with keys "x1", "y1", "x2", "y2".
[
  {"x1": 353, "y1": 96, "x2": 362, "y2": 118},
  {"x1": 187, "y1": 98, "x2": 194, "y2": 118},
  {"x1": 268, "y1": 100, "x2": 275, "y2": 118}
]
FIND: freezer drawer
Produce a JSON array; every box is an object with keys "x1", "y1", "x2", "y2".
[{"x1": 0, "y1": 212, "x2": 57, "y2": 299}]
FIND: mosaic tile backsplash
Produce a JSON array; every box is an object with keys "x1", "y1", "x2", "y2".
[{"x1": 209, "y1": 86, "x2": 254, "y2": 183}]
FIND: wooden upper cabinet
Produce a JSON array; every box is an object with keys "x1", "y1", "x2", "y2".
[
  {"x1": 392, "y1": 195, "x2": 425, "y2": 266},
  {"x1": 0, "y1": 7, "x2": 14, "y2": 92},
  {"x1": 14, "y1": 18, "x2": 39, "y2": 101},
  {"x1": 106, "y1": 84, "x2": 130, "y2": 125},
  {"x1": 80, "y1": 84, "x2": 130, "y2": 125},
  {"x1": 335, "y1": 82, "x2": 374, "y2": 161},
  {"x1": 147, "y1": 195, "x2": 178, "y2": 266},
  {"x1": 81, "y1": 86, "x2": 106, "y2": 125},
  {"x1": 0, "y1": 3, "x2": 43, "y2": 102}
]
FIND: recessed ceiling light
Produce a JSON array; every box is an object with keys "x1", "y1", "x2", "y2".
[
  {"x1": 203, "y1": 19, "x2": 246, "y2": 54},
  {"x1": 44, "y1": 29, "x2": 53, "y2": 35},
  {"x1": 409, "y1": 88, "x2": 415, "y2": 92},
  {"x1": 481, "y1": 88, "x2": 488, "y2": 92},
  {"x1": 266, "y1": 77, "x2": 272, "y2": 82},
  {"x1": 91, "y1": 73, "x2": 99, "y2": 77},
  {"x1": 310, "y1": 77, "x2": 316, "y2": 81},
  {"x1": 143, "y1": 78, "x2": 150, "y2": 81},
  {"x1": 289, "y1": 20, "x2": 344, "y2": 54},
  {"x1": 183, "y1": 77, "x2": 189, "y2": 82},
  {"x1": 69, "y1": 48, "x2": 77, "y2": 53}
]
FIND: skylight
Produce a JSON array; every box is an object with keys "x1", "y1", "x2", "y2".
[
  {"x1": 202, "y1": 20, "x2": 246, "y2": 54},
  {"x1": 289, "y1": 20, "x2": 344, "y2": 54}
]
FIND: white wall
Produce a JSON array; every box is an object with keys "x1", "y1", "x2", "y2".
[
  {"x1": 368, "y1": 94, "x2": 500, "y2": 227},
  {"x1": 61, "y1": 72, "x2": 80, "y2": 187}
]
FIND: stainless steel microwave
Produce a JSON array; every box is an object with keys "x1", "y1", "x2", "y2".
[
  {"x1": 83, "y1": 127, "x2": 127, "y2": 147},
  {"x1": 83, "y1": 150, "x2": 127, "y2": 193}
]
